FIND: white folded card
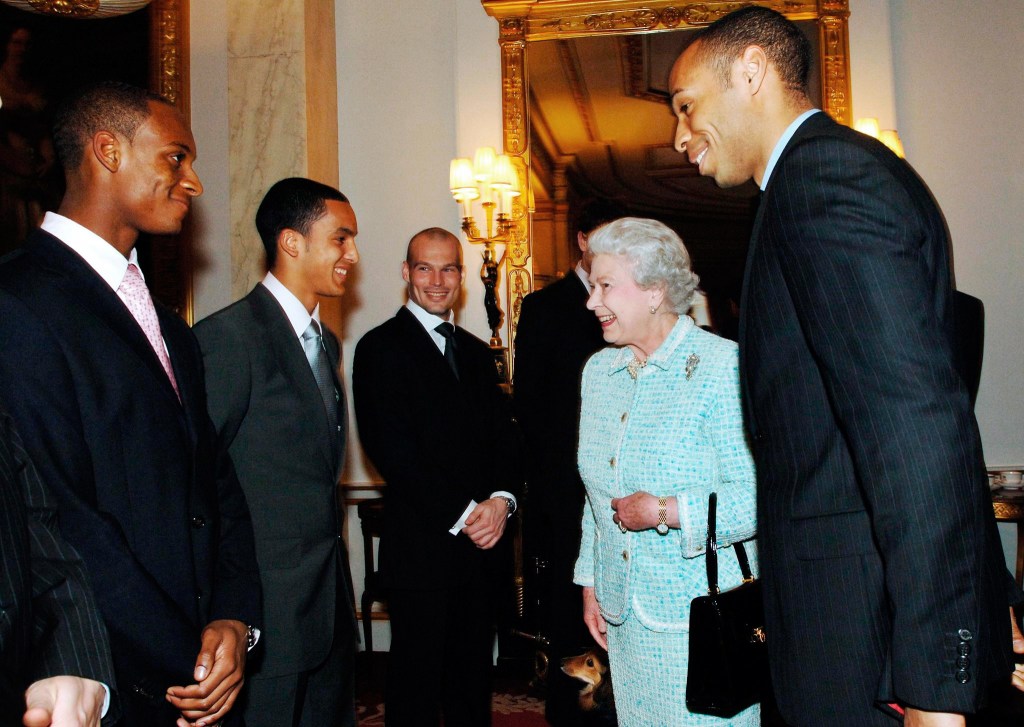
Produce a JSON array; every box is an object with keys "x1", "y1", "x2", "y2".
[{"x1": 449, "y1": 500, "x2": 477, "y2": 535}]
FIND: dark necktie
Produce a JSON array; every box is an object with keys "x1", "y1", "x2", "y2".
[
  {"x1": 301, "y1": 320, "x2": 339, "y2": 432},
  {"x1": 434, "y1": 322, "x2": 459, "y2": 380}
]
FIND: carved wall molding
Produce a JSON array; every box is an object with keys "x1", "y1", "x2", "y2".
[
  {"x1": 6, "y1": 0, "x2": 150, "y2": 17},
  {"x1": 484, "y1": 1, "x2": 820, "y2": 40},
  {"x1": 150, "y1": 0, "x2": 187, "y2": 113}
]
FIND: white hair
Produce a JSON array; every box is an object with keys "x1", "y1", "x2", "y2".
[{"x1": 587, "y1": 217, "x2": 700, "y2": 314}]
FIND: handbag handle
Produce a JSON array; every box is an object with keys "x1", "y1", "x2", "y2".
[{"x1": 705, "y1": 492, "x2": 754, "y2": 595}]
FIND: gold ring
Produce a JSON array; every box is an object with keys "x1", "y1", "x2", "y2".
[{"x1": 618, "y1": 521, "x2": 627, "y2": 534}]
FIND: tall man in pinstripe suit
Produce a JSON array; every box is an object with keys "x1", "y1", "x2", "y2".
[{"x1": 669, "y1": 7, "x2": 1023, "y2": 726}]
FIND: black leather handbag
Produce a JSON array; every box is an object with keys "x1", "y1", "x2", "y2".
[{"x1": 685, "y1": 492, "x2": 769, "y2": 717}]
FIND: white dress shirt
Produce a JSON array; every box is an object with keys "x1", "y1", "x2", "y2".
[
  {"x1": 261, "y1": 271, "x2": 320, "y2": 337},
  {"x1": 41, "y1": 211, "x2": 141, "y2": 291}
]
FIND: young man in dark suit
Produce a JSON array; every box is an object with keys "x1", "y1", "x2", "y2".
[
  {"x1": 1, "y1": 404, "x2": 115, "y2": 727},
  {"x1": 352, "y1": 227, "x2": 522, "y2": 727},
  {"x1": 194, "y1": 177, "x2": 360, "y2": 727},
  {"x1": 512, "y1": 198, "x2": 622, "y2": 725},
  {"x1": 0, "y1": 81, "x2": 262, "y2": 727},
  {"x1": 669, "y1": 7, "x2": 1024, "y2": 726}
]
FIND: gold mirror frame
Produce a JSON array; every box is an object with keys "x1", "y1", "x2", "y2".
[{"x1": 480, "y1": 0, "x2": 851, "y2": 363}]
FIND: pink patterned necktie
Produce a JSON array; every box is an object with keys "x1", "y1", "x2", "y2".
[{"x1": 116, "y1": 263, "x2": 180, "y2": 399}]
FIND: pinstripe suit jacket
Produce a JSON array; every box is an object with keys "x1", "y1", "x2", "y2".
[
  {"x1": 741, "y1": 111, "x2": 1017, "y2": 724},
  {"x1": 0, "y1": 406, "x2": 115, "y2": 724}
]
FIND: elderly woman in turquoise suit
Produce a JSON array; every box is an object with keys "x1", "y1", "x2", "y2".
[{"x1": 574, "y1": 217, "x2": 758, "y2": 726}]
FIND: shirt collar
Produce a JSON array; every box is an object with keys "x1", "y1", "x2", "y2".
[
  {"x1": 574, "y1": 261, "x2": 591, "y2": 292},
  {"x1": 606, "y1": 315, "x2": 695, "y2": 376},
  {"x1": 40, "y1": 211, "x2": 140, "y2": 291},
  {"x1": 261, "y1": 271, "x2": 320, "y2": 338},
  {"x1": 405, "y1": 299, "x2": 452, "y2": 333},
  {"x1": 760, "y1": 108, "x2": 821, "y2": 191}
]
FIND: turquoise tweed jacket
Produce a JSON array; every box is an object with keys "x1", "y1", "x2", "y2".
[{"x1": 574, "y1": 316, "x2": 757, "y2": 631}]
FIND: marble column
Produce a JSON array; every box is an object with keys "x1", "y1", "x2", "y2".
[{"x1": 226, "y1": 0, "x2": 340, "y2": 310}]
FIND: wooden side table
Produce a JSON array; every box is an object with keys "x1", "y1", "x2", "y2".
[{"x1": 992, "y1": 490, "x2": 1024, "y2": 587}]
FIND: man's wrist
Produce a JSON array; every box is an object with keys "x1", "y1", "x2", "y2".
[{"x1": 489, "y1": 490, "x2": 517, "y2": 516}]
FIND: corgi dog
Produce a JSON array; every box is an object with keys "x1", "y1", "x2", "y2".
[{"x1": 561, "y1": 648, "x2": 615, "y2": 714}]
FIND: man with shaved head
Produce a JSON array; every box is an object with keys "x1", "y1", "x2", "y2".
[{"x1": 353, "y1": 227, "x2": 522, "y2": 727}]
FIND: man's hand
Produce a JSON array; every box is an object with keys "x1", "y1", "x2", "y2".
[
  {"x1": 23, "y1": 676, "x2": 106, "y2": 727},
  {"x1": 463, "y1": 497, "x2": 508, "y2": 549},
  {"x1": 1011, "y1": 606, "x2": 1024, "y2": 692},
  {"x1": 166, "y1": 619, "x2": 247, "y2": 727},
  {"x1": 903, "y1": 708, "x2": 964, "y2": 727},
  {"x1": 582, "y1": 586, "x2": 608, "y2": 651}
]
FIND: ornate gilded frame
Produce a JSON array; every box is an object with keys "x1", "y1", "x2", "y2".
[
  {"x1": 146, "y1": 0, "x2": 192, "y2": 321},
  {"x1": 480, "y1": 0, "x2": 851, "y2": 358}
]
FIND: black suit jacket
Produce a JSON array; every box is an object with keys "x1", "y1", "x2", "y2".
[
  {"x1": 352, "y1": 306, "x2": 522, "y2": 590},
  {"x1": 195, "y1": 284, "x2": 355, "y2": 678},
  {"x1": 513, "y1": 272, "x2": 603, "y2": 530},
  {"x1": 741, "y1": 112, "x2": 1016, "y2": 722},
  {"x1": 0, "y1": 229, "x2": 262, "y2": 723},
  {"x1": 0, "y1": 406, "x2": 116, "y2": 725}
]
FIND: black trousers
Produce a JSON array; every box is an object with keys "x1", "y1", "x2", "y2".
[{"x1": 385, "y1": 583, "x2": 494, "y2": 727}]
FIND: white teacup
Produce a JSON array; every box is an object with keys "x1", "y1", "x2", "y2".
[{"x1": 999, "y1": 470, "x2": 1024, "y2": 487}]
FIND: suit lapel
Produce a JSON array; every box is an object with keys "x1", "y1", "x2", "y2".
[
  {"x1": 249, "y1": 286, "x2": 338, "y2": 472},
  {"x1": 738, "y1": 112, "x2": 836, "y2": 429},
  {"x1": 396, "y1": 306, "x2": 460, "y2": 387},
  {"x1": 159, "y1": 310, "x2": 199, "y2": 448},
  {"x1": 26, "y1": 231, "x2": 183, "y2": 408},
  {"x1": 322, "y1": 328, "x2": 345, "y2": 474}
]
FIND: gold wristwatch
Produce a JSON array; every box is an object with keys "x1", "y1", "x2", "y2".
[{"x1": 656, "y1": 496, "x2": 669, "y2": 535}]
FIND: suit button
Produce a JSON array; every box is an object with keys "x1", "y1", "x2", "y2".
[
  {"x1": 620, "y1": 412, "x2": 627, "y2": 423},
  {"x1": 191, "y1": 516, "x2": 206, "y2": 529},
  {"x1": 956, "y1": 656, "x2": 970, "y2": 669},
  {"x1": 958, "y1": 628, "x2": 973, "y2": 641},
  {"x1": 609, "y1": 457, "x2": 616, "y2": 468},
  {"x1": 958, "y1": 642, "x2": 971, "y2": 656},
  {"x1": 622, "y1": 550, "x2": 629, "y2": 561},
  {"x1": 955, "y1": 669, "x2": 970, "y2": 684}
]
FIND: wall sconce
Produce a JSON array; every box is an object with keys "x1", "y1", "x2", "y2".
[
  {"x1": 854, "y1": 117, "x2": 905, "y2": 158},
  {"x1": 449, "y1": 146, "x2": 521, "y2": 353}
]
